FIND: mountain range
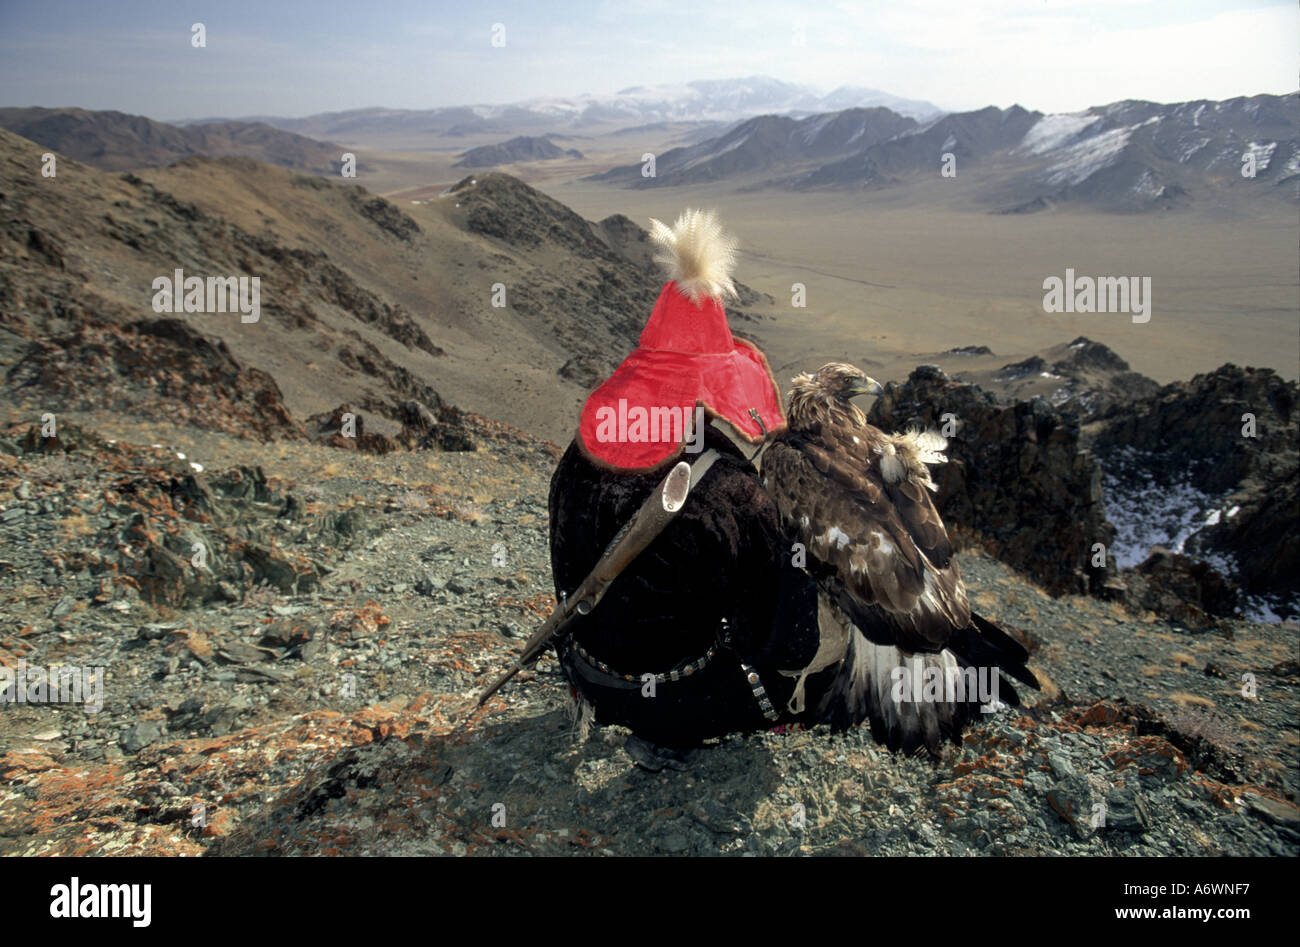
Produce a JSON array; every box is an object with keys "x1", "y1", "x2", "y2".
[
  {"x1": 596, "y1": 94, "x2": 1300, "y2": 211},
  {"x1": 8, "y1": 81, "x2": 1294, "y2": 213},
  {"x1": 179, "y1": 76, "x2": 945, "y2": 145},
  {"x1": 0, "y1": 107, "x2": 353, "y2": 175}
]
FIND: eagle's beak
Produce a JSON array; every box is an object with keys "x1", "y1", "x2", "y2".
[{"x1": 846, "y1": 377, "x2": 884, "y2": 398}]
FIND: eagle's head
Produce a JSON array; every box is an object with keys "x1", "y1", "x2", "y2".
[{"x1": 787, "y1": 362, "x2": 883, "y2": 428}]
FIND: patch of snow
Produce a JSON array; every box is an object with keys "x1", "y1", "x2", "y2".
[
  {"x1": 1281, "y1": 149, "x2": 1300, "y2": 179},
  {"x1": 1132, "y1": 168, "x2": 1164, "y2": 197},
  {"x1": 1178, "y1": 136, "x2": 1212, "y2": 163},
  {"x1": 897, "y1": 116, "x2": 943, "y2": 140},
  {"x1": 697, "y1": 127, "x2": 754, "y2": 161},
  {"x1": 1244, "y1": 141, "x2": 1278, "y2": 171},
  {"x1": 1101, "y1": 447, "x2": 1229, "y2": 567},
  {"x1": 1042, "y1": 125, "x2": 1134, "y2": 187},
  {"x1": 1240, "y1": 600, "x2": 1282, "y2": 622},
  {"x1": 800, "y1": 113, "x2": 837, "y2": 145},
  {"x1": 1021, "y1": 112, "x2": 1100, "y2": 154},
  {"x1": 1101, "y1": 448, "x2": 1294, "y2": 622},
  {"x1": 941, "y1": 133, "x2": 957, "y2": 151}
]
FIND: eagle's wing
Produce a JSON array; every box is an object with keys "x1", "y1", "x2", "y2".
[{"x1": 762, "y1": 423, "x2": 970, "y2": 653}]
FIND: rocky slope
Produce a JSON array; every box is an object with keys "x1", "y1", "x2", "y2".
[
  {"x1": 2, "y1": 128, "x2": 766, "y2": 442},
  {"x1": 0, "y1": 408, "x2": 1295, "y2": 857}
]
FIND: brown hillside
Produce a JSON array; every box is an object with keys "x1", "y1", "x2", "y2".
[{"x1": 0, "y1": 107, "x2": 355, "y2": 175}]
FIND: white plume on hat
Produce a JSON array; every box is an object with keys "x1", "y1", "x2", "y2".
[{"x1": 648, "y1": 208, "x2": 739, "y2": 305}]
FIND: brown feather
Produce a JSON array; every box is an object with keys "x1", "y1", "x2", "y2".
[{"x1": 765, "y1": 364, "x2": 969, "y2": 652}]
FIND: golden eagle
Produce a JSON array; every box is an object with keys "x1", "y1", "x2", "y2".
[
  {"x1": 546, "y1": 210, "x2": 1034, "y2": 767},
  {"x1": 762, "y1": 363, "x2": 1038, "y2": 755}
]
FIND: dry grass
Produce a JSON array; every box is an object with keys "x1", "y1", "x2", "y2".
[
  {"x1": 394, "y1": 490, "x2": 430, "y2": 512},
  {"x1": 57, "y1": 514, "x2": 94, "y2": 541},
  {"x1": 1167, "y1": 707, "x2": 1235, "y2": 753},
  {"x1": 1169, "y1": 692, "x2": 1215, "y2": 709}
]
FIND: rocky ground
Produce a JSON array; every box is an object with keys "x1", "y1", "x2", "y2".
[{"x1": 1, "y1": 406, "x2": 1296, "y2": 857}]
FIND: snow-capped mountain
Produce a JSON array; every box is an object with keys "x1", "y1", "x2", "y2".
[
  {"x1": 185, "y1": 77, "x2": 944, "y2": 141},
  {"x1": 597, "y1": 92, "x2": 1300, "y2": 211}
]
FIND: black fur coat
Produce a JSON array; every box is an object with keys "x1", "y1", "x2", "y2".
[{"x1": 547, "y1": 426, "x2": 829, "y2": 747}]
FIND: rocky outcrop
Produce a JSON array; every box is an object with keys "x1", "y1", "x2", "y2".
[
  {"x1": 868, "y1": 365, "x2": 1115, "y2": 595},
  {"x1": 395, "y1": 399, "x2": 476, "y2": 453},
  {"x1": 1122, "y1": 548, "x2": 1239, "y2": 630},
  {"x1": 306, "y1": 404, "x2": 399, "y2": 454},
  {"x1": 343, "y1": 188, "x2": 421, "y2": 243},
  {"x1": 4, "y1": 318, "x2": 303, "y2": 442},
  {"x1": 1094, "y1": 364, "x2": 1295, "y2": 492},
  {"x1": 1186, "y1": 475, "x2": 1298, "y2": 602},
  {"x1": 986, "y1": 337, "x2": 1161, "y2": 421}
]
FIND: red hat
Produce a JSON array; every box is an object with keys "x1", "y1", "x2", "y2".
[{"x1": 577, "y1": 210, "x2": 786, "y2": 471}]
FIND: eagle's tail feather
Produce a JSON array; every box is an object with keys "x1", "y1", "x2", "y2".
[
  {"x1": 817, "y1": 607, "x2": 1040, "y2": 757},
  {"x1": 818, "y1": 626, "x2": 977, "y2": 759},
  {"x1": 959, "y1": 612, "x2": 1040, "y2": 692}
]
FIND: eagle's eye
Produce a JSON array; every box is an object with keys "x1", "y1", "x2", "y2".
[{"x1": 835, "y1": 370, "x2": 883, "y2": 399}]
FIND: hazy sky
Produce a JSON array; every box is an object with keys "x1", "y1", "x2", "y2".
[{"x1": 1, "y1": 0, "x2": 1294, "y2": 121}]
